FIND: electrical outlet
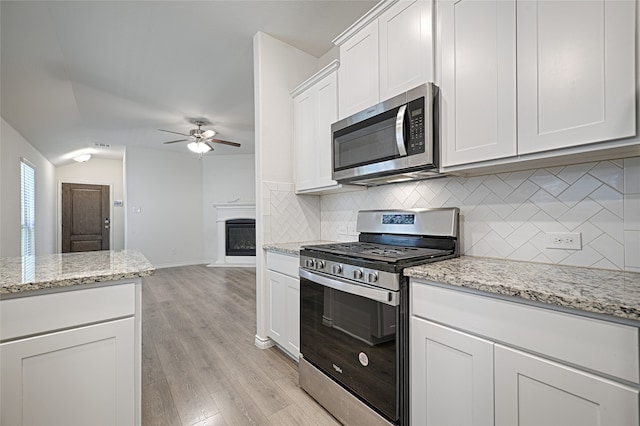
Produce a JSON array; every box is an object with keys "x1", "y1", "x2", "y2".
[{"x1": 544, "y1": 232, "x2": 582, "y2": 250}]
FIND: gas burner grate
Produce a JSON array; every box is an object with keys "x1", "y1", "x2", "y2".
[{"x1": 304, "y1": 242, "x2": 451, "y2": 263}]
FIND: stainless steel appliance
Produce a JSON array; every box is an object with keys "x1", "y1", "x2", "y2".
[
  {"x1": 299, "y1": 208, "x2": 460, "y2": 425},
  {"x1": 332, "y1": 83, "x2": 440, "y2": 186}
]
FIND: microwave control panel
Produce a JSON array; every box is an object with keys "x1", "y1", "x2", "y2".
[{"x1": 407, "y1": 97, "x2": 426, "y2": 155}]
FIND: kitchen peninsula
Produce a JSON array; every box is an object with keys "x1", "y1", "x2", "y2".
[{"x1": 0, "y1": 249, "x2": 154, "y2": 426}]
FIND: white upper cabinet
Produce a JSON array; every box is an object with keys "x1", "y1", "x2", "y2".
[
  {"x1": 338, "y1": 20, "x2": 379, "y2": 120},
  {"x1": 379, "y1": 0, "x2": 434, "y2": 101},
  {"x1": 440, "y1": 0, "x2": 517, "y2": 167},
  {"x1": 292, "y1": 61, "x2": 340, "y2": 193},
  {"x1": 517, "y1": 0, "x2": 636, "y2": 154},
  {"x1": 441, "y1": 0, "x2": 636, "y2": 168},
  {"x1": 336, "y1": 0, "x2": 434, "y2": 120}
]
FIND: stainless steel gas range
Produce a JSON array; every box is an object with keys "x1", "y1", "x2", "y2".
[{"x1": 298, "y1": 208, "x2": 460, "y2": 425}]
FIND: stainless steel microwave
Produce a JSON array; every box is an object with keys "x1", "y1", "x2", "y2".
[{"x1": 332, "y1": 83, "x2": 439, "y2": 185}]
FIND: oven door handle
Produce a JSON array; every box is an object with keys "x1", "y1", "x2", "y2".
[{"x1": 299, "y1": 268, "x2": 399, "y2": 306}]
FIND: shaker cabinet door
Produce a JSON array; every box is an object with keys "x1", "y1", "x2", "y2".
[
  {"x1": 314, "y1": 72, "x2": 339, "y2": 189},
  {"x1": 411, "y1": 317, "x2": 494, "y2": 426},
  {"x1": 495, "y1": 344, "x2": 639, "y2": 426},
  {"x1": 293, "y1": 64, "x2": 339, "y2": 194},
  {"x1": 379, "y1": 0, "x2": 433, "y2": 101},
  {"x1": 338, "y1": 20, "x2": 379, "y2": 120},
  {"x1": 293, "y1": 89, "x2": 317, "y2": 192},
  {"x1": 1, "y1": 318, "x2": 135, "y2": 426},
  {"x1": 440, "y1": 0, "x2": 517, "y2": 167},
  {"x1": 267, "y1": 269, "x2": 286, "y2": 343},
  {"x1": 266, "y1": 268, "x2": 300, "y2": 359},
  {"x1": 517, "y1": 0, "x2": 636, "y2": 154}
]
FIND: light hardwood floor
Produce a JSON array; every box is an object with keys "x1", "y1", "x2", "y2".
[{"x1": 141, "y1": 265, "x2": 340, "y2": 426}]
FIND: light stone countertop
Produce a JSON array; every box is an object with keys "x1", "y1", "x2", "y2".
[
  {"x1": 263, "y1": 241, "x2": 337, "y2": 256},
  {"x1": 405, "y1": 256, "x2": 640, "y2": 323},
  {"x1": 0, "y1": 249, "x2": 155, "y2": 297}
]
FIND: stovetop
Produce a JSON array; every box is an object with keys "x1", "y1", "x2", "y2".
[{"x1": 304, "y1": 242, "x2": 452, "y2": 264}]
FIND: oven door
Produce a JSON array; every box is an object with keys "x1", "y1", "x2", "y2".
[{"x1": 299, "y1": 268, "x2": 399, "y2": 422}]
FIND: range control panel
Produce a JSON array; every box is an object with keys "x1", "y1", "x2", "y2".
[{"x1": 299, "y1": 255, "x2": 400, "y2": 292}]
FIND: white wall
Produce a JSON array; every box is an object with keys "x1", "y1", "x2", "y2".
[
  {"x1": 253, "y1": 31, "x2": 319, "y2": 344},
  {"x1": 55, "y1": 158, "x2": 125, "y2": 251},
  {"x1": 202, "y1": 153, "x2": 255, "y2": 263},
  {"x1": 125, "y1": 146, "x2": 204, "y2": 268},
  {"x1": 0, "y1": 118, "x2": 56, "y2": 257}
]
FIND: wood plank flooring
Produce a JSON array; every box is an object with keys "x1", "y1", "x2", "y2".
[{"x1": 141, "y1": 265, "x2": 340, "y2": 426}]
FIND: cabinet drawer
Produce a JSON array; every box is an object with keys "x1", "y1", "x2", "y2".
[
  {"x1": 411, "y1": 280, "x2": 639, "y2": 384},
  {"x1": 1, "y1": 283, "x2": 136, "y2": 341},
  {"x1": 266, "y1": 251, "x2": 299, "y2": 278}
]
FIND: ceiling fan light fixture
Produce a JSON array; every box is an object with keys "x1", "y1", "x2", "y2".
[
  {"x1": 73, "y1": 153, "x2": 92, "y2": 162},
  {"x1": 187, "y1": 141, "x2": 211, "y2": 154}
]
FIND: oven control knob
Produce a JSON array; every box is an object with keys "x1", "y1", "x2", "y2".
[
  {"x1": 305, "y1": 259, "x2": 315, "y2": 268},
  {"x1": 368, "y1": 272, "x2": 379, "y2": 283},
  {"x1": 332, "y1": 264, "x2": 343, "y2": 274},
  {"x1": 353, "y1": 269, "x2": 364, "y2": 280},
  {"x1": 316, "y1": 260, "x2": 325, "y2": 270}
]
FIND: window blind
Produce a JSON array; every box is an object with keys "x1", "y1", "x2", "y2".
[{"x1": 20, "y1": 159, "x2": 35, "y2": 257}]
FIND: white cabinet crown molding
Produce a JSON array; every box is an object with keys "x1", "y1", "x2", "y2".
[
  {"x1": 332, "y1": 0, "x2": 399, "y2": 46},
  {"x1": 291, "y1": 60, "x2": 340, "y2": 97}
]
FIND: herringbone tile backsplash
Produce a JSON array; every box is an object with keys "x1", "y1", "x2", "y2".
[{"x1": 263, "y1": 157, "x2": 640, "y2": 271}]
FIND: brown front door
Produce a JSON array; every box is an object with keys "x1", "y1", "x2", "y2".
[{"x1": 62, "y1": 183, "x2": 110, "y2": 253}]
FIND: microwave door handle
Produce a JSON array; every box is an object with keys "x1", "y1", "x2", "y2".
[{"x1": 395, "y1": 105, "x2": 408, "y2": 157}]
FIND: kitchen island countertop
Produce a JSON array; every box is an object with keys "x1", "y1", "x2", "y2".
[
  {"x1": 405, "y1": 256, "x2": 640, "y2": 323},
  {"x1": 0, "y1": 249, "x2": 154, "y2": 297}
]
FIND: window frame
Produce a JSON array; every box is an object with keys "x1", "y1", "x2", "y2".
[{"x1": 20, "y1": 158, "x2": 36, "y2": 257}]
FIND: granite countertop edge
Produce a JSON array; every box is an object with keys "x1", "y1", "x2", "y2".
[
  {"x1": 405, "y1": 256, "x2": 640, "y2": 323},
  {"x1": 1, "y1": 250, "x2": 155, "y2": 297},
  {"x1": 263, "y1": 241, "x2": 337, "y2": 255}
]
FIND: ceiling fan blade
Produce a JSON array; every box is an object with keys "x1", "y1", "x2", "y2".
[
  {"x1": 158, "y1": 129, "x2": 190, "y2": 137},
  {"x1": 162, "y1": 139, "x2": 188, "y2": 144},
  {"x1": 209, "y1": 138, "x2": 241, "y2": 148},
  {"x1": 202, "y1": 129, "x2": 215, "y2": 138}
]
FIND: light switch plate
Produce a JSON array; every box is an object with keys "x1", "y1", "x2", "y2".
[{"x1": 545, "y1": 232, "x2": 582, "y2": 250}]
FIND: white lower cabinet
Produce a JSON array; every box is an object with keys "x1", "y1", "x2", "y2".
[
  {"x1": 410, "y1": 279, "x2": 640, "y2": 425},
  {"x1": 495, "y1": 344, "x2": 639, "y2": 426},
  {"x1": 266, "y1": 251, "x2": 300, "y2": 358},
  {"x1": 1, "y1": 318, "x2": 135, "y2": 426},
  {"x1": 411, "y1": 318, "x2": 494, "y2": 426}
]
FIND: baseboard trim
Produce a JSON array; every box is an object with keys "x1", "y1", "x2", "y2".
[{"x1": 254, "y1": 335, "x2": 275, "y2": 349}]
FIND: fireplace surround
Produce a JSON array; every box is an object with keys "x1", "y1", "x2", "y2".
[{"x1": 209, "y1": 203, "x2": 256, "y2": 267}]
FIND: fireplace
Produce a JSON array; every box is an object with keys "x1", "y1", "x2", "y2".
[
  {"x1": 209, "y1": 203, "x2": 256, "y2": 267},
  {"x1": 225, "y1": 219, "x2": 256, "y2": 256}
]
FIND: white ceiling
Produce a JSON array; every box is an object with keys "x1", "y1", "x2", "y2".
[{"x1": 0, "y1": 1, "x2": 376, "y2": 166}]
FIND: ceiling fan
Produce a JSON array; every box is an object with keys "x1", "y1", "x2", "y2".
[{"x1": 159, "y1": 120, "x2": 241, "y2": 157}]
